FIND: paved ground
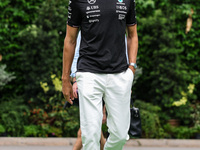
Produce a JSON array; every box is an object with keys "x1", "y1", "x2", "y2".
[
  {"x1": 0, "y1": 138, "x2": 200, "y2": 150},
  {"x1": 0, "y1": 146, "x2": 200, "y2": 150},
  {"x1": 1, "y1": 138, "x2": 200, "y2": 147}
]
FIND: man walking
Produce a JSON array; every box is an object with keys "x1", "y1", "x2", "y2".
[{"x1": 62, "y1": 0, "x2": 138, "y2": 149}]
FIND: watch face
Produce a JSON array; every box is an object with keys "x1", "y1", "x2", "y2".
[{"x1": 130, "y1": 63, "x2": 137, "y2": 69}]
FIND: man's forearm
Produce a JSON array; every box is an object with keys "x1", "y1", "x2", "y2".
[
  {"x1": 62, "y1": 38, "x2": 76, "y2": 81},
  {"x1": 62, "y1": 26, "x2": 79, "y2": 103},
  {"x1": 127, "y1": 35, "x2": 138, "y2": 64},
  {"x1": 127, "y1": 25, "x2": 138, "y2": 64}
]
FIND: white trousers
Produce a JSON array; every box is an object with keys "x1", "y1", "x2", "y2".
[{"x1": 76, "y1": 68, "x2": 134, "y2": 150}]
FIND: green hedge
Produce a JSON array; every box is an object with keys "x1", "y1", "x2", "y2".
[{"x1": 0, "y1": 0, "x2": 200, "y2": 138}]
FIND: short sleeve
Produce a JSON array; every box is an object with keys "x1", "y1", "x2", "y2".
[
  {"x1": 126, "y1": 0, "x2": 137, "y2": 26},
  {"x1": 67, "y1": 0, "x2": 82, "y2": 27}
]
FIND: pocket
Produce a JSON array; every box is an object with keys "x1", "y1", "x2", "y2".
[{"x1": 127, "y1": 68, "x2": 134, "y2": 80}]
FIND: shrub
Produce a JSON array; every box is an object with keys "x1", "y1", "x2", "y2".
[
  {"x1": 24, "y1": 125, "x2": 41, "y2": 137},
  {"x1": 0, "y1": 0, "x2": 43, "y2": 98},
  {"x1": 0, "y1": 124, "x2": 5, "y2": 135},
  {"x1": 0, "y1": 65, "x2": 15, "y2": 90},
  {"x1": 0, "y1": 97, "x2": 29, "y2": 136},
  {"x1": 191, "y1": 102, "x2": 200, "y2": 129},
  {"x1": 134, "y1": 100, "x2": 166, "y2": 138},
  {"x1": 164, "y1": 124, "x2": 197, "y2": 139},
  {"x1": 27, "y1": 93, "x2": 80, "y2": 137},
  {"x1": 24, "y1": 124, "x2": 63, "y2": 137},
  {"x1": 18, "y1": 0, "x2": 69, "y2": 101}
]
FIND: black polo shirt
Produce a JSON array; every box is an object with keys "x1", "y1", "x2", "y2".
[{"x1": 68, "y1": 0, "x2": 137, "y2": 73}]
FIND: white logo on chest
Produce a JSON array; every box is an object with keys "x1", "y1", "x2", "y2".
[{"x1": 88, "y1": 0, "x2": 96, "y2": 4}]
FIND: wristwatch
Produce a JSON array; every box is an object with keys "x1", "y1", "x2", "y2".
[{"x1": 129, "y1": 63, "x2": 137, "y2": 69}]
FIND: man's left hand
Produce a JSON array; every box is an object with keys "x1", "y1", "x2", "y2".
[{"x1": 128, "y1": 65, "x2": 136, "y2": 75}]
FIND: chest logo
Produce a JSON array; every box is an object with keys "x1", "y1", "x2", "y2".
[
  {"x1": 118, "y1": 0, "x2": 123, "y2": 2},
  {"x1": 88, "y1": 0, "x2": 96, "y2": 4}
]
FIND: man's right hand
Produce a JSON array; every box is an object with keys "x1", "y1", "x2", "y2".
[{"x1": 62, "y1": 79, "x2": 74, "y2": 105}]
